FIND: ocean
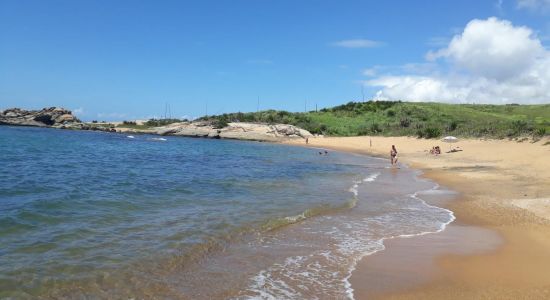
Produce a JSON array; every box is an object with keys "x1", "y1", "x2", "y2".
[{"x1": 0, "y1": 126, "x2": 454, "y2": 299}]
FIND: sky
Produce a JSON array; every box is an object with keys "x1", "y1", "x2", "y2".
[{"x1": 1, "y1": 0, "x2": 550, "y2": 121}]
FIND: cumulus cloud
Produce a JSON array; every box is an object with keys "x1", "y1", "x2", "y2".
[
  {"x1": 368, "y1": 17, "x2": 550, "y2": 104},
  {"x1": 426, "y1": 18, "x2": 544, "y2": 80},
  {"x1": 332, "y1": 39, "x2": 384, "y2": 48}
]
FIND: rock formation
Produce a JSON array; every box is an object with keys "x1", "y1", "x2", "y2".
[
  {"x1": 0, "y1": 107, "x2": 80, "y2": 127},
  {"x1": 1, "y1": 107, "x2": 313, "y2": 142},
  {"x1": 155, "y1": 122, "x2": 312, "y2": 141}
]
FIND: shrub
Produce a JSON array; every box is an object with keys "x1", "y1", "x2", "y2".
[
  {"x1": 370, "y1": 123, "x2": 381, "y2": 133},
  {"x1": 357, "y1": 125, "x2": 370, "y2": 136},
  {"x1": 145, "y1": 118, "x2": 182, "y2": 127},
  {"x1": 422, "y1": 127, "x2": 441, "y2": 138},
  {"x1": 446, "y1": 121, "x2": 458, "y2": 132},
  {"x1": 535, "y1": 127, "x2": 547, "y2": 137},
  {"x1": 399, "y1": 118, "x2": 411, "y2": 128},
  {"x1": 511, "y1": 120, "x2": 528, "y2": 133},
  {"x1": 212, "y1": 117, "x2": 229, "y2": 129}
]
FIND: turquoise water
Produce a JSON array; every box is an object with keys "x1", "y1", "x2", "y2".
[{"x1": 0, "y1": 126, "x2": 454, "y2": 299}]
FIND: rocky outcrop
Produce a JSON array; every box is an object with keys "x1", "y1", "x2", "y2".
[
  {"x1": 1, "y1": 107, "x2": 313, "y2": 142},
  {"x1": 156, "y1": 121, "x2": 216, "y2": 137},
  {"x1": 60, "y1": 122, "x2": 118, "y2": 132},
  {"x1": 219, "y1": 123, "x2": 312, "y2": 141},
  {"x1": 0, "y1": 107, "x2": 80, "y2": 127},
  {"x1": 155, "y1": 122, "x2": 312, "y2": 141}
]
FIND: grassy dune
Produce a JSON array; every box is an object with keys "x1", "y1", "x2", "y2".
[{"x1": 200, "y1": 101, "x2": 550, "y2": 138}]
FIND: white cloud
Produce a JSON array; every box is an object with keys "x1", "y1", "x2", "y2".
[
  {"x1": 363, "y1": 68, "x2": 377, "y2": 77},
  {"x1": 363, "y1": 63, "x2": 438, "y2": 78},
  {"x1": 426, "y1": 36, "x2": 451, "y2": 47},
  {"x1": 401, "y1": 63, "x2": 439, "y2": 75},
  {"x1": 367, "y1": 17, "x2": 550, "y2": 104},
  {"x1": 427, "y1": 18, "x2": 544, "y2": 80},
  {"x1": 72, "y1": 107, "x2": 84, "y2": 115},
  {"x1": 332, "y1": 39, "x2": 384, "y2": 48},
  {"x1": 517, "y1": 0, "x2": 550, "y2": 11},
  {"x1": 495, "y1": 0, "x2": 504, "y2": 13}
]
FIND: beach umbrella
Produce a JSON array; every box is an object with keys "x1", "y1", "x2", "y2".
[
  {"x1": 442, "y1": 136, "x2": 458, "y2": 143},
  {"x1": 442, "y1": 136, "x2": 458, "y2": 151}
]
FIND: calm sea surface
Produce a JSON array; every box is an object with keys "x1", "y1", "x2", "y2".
[{"x1": 0, "y1": 126, "x2": 454, "y2": 299}]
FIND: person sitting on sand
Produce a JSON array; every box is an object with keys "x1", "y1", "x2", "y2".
[
  {"x1": 429, "y1": 146, "x2": 441, "y2": 155},
  {"x1": 390, "y1": 145, "x2": 398, "y2": 165}
]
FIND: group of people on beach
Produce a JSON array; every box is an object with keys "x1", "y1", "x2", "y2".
[
  {"x1": 430, "y1": 146, "x2": 441, "y2": 155},
  {"x1": 306, "y1": 137, "x2": 399, "y2": 166}
]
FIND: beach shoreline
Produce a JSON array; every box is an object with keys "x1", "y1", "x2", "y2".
[
  {"x1": 3, "y1": 124, "x2": 549, "y2": 298},
  {"x1": 284, "y1": 136, "x2": 550, "y2": 299}
]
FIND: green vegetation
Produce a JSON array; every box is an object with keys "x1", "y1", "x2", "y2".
[
  {"x1": 199, "y1": 101, "x2": 550, "y2": 138},
  {"x1": 143, "y1": 118, "x2": 186, "y2": 127},
  {"x1": 116, "y1": 118, "x2": 186, "y2": 129},
  {"x1": 88, "y1": 122, "x2": 115, "y2": 129}
]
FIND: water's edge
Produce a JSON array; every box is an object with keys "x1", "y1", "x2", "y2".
[
  {"x1": 0, "y1": 126, "x2": 457, "y2": 299},
  {"x1": 281, "y1": 144, "x2": 458, "y2": 300}
]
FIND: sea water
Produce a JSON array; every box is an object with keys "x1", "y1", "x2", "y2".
[{"x1": 0, "y1": 126, "x2": 454, "y2": 299}]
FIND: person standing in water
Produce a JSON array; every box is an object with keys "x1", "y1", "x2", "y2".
[{"x1": 390, "y1": 145, "x2": 398, "y2": 165}]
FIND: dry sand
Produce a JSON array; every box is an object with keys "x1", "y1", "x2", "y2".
[{"x1": 285, "y1": 136, "x2": 550, "y2": 299}]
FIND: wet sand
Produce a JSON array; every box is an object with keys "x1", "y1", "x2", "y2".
[{"x1": 285, "y1": 136, "x2": 550, "y2": 299}]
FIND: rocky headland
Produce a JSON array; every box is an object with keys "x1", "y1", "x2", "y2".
[
  {"x1": 1, "y1": 107, "x2": 312, "y2": 141},
  {"x1": 0, "y1": 107, "x2": 80, "y2": 127}
]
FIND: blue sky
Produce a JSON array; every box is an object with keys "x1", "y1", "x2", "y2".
[{"x1": 1, "y1": 0, "x2": 550, "y2": 120}]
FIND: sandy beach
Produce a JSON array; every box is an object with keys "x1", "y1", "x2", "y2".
[{"x1": 286, "y1": 136, "x2": 550, "y2": 299}]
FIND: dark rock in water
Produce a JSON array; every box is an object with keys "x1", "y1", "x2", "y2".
[{"x1": 0, "y1": 107, "x2": 80, "y2": 127}]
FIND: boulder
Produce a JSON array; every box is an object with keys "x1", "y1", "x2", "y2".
[
  {"x1": 54, "y1": 114, "x2": 76, "y2": 124},
  {"x1": 154, "y1": 121, "x2": 212, "y2": 137}
]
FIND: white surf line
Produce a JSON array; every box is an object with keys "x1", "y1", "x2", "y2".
[
  {"x1": 244, "y1": 169, "x2": 407, "y2": 299},
  {"x1": 343, "y1": 238, "x2": 385, "y2": 300},
  {"x1": 344, "y1": 183, "x2": 456, "y2": 300},
  {"x1": 150, "y1": 137, "x2": 167, "y2": 141},
  {"x1": 349, "y1": 171, "x2": 380, "y2": 198},
  {"x1": 363, "y1": 172, "x2": 380, "y2": 182}
]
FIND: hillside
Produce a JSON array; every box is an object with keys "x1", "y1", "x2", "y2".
[{"x1": 198, "y1": 101, "x2": 550, "y2": 139}]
